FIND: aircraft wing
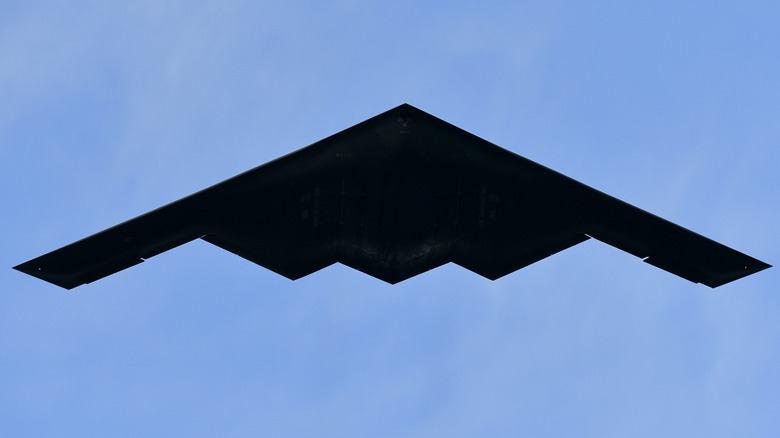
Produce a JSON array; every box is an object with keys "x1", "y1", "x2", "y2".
[{"x1": 14, "y1": 104, "x2": 770, "y2": 289}]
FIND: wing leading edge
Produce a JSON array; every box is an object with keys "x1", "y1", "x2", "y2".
[{"x1": 14, "y1": 104, "x2": 770, "y2": 289}]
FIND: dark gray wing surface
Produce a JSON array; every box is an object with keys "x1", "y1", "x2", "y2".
[
  {"x1": 399, "y1": 109, "x2": 770, "y2": 286},
  {"x1": 14, "y1": 103, "x2": 770, "y2": 289},
  {"x1": 14, "y1": 107, "x2": 406, "y2": 288},
  {"x1": 13, "y1": 196, "x2": 209, "y2": 289},
  {"x1": 584, "y1": 194, "x2": 769, "y2": 288}
]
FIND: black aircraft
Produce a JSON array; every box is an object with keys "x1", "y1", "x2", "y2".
[{"x1": 15, "y1": 104, "x2": 770, "y2": 289}]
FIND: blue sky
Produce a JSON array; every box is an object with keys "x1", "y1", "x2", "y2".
[{"x1": 2, "y1": 1, "x2": 779, "y2": 436}]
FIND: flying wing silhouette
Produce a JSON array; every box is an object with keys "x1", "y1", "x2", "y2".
[{"x1": 14, "y1": 104, "x2": 770, "y2": 289}]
